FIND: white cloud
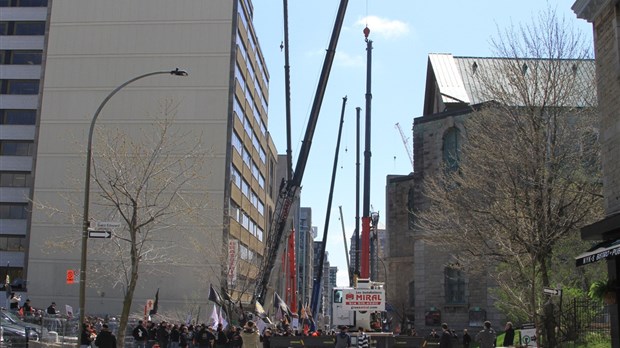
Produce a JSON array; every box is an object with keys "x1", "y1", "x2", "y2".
[
  {"x1": 355, "y1": 15, "x2": 410, "y2": 40},
  {"x1": 335, "y1": 51, "x2": 365, "y2": 68}
]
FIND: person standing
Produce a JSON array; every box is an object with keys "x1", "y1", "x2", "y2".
[
  {"x1": 228, "y1": 326, "x2": 243, "y2": 348},
  {"x1": 214, "y1": 323, "x2": 228, "y2": 348},
  {"x1": 80, "y1": 323, "x2": 95, "y2": 348},
  {"x1": 334, "y1": 326, "x2": 351, "y2": 348},
  {"x1": 240, "y1": 321, "x2": 260, "y2": 348},
  {"x1": 170, "y1": 324, "x2": 181, "y2": 348},
  {"x1": 475, "y1": 321, "x2": 496, "y2": 348},
  {"x1": 133, "y1": 320, "x2": 149, "y2": 348},
  {"x1": 357, "y1": 327, "x2": 369, "y2": 348},
  {"x1": 462, "y1": 329, "x2": 471, "y2": 348},
  {"x1": 503, "y1": 322, "x2": 515, "y2": 347},
  {"x1": 157, "y1": 321, "x2": 171, "y2": 348},
  {"x1": 195, "y1": 324, "x2": 215, "y2": 348},
  {"x1": 261, "y1": 328, "x2": 272, "y2": 348},
  {"x1": 9, "y1": 292, "x2": 20, "y2": 311},
  {"x1": 439, "y1": 323, "x2": 453, "y2": 348},
  {"x1": 95, "y1": 324, "x2": 117, "y2": 348}
]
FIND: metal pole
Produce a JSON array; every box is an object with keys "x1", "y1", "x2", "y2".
[{"x1": 79, "y1": 68, "x2": 187, "y2": 331}]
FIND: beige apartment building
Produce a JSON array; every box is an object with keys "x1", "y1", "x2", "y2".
[{"x1": 19, "y1": 0, "x2": 277, "y2": 316}]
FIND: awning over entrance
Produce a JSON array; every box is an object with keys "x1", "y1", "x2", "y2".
[{"x1": 575, "y1": 239, "x2": 620, "y2": 267}]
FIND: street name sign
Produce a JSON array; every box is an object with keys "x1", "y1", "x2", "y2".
[
  {"x1": 543, "y1": 287, "x2": 561, "y2": 296},
  {"x1": 88, "y1": 230, "x2": 112, "y2": 239},
  {"x1": 92, "y1": 221, "x2": 121, "y2": 229}
]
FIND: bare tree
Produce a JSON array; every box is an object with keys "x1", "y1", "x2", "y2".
[
  {"x1": 88, "y1": 100, "x2": 216, "y2": 346},
  {"x1": 416, "y1": 8, "x2": 602, "y2": 346}
]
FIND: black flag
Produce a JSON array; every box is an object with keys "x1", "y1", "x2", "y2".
[
  {"x1": 149, "y1": 288, "x2": 159, "y2": 315},
  {"x1": 208, "y1": 284, "x2": 223, "y2": 307}
]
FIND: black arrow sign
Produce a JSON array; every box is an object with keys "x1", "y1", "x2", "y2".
[{"x1": 88, "y1": 230, "x2": 112, "y2": 239}]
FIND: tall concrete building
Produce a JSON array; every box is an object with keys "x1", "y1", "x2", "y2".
[
  {"x1": 12, "y1": 0, "x2": 278, "y2": 316},
  {"x1": 0, "y1": 0, "x2": 48, "y2": 291},
  {"x1": 298, "y1": 207, "x2": 316, "y2": 305}
]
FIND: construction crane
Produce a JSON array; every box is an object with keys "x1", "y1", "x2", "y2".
[
  {"x1": 395, "y1": 122, "x2": 414, "y2": 170},
  {"x1": 252, "y1": 0, "x2": 350, "y2": 307}
]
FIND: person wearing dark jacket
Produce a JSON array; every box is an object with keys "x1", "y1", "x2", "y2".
[
  {"x1": 157, "y1": 322, "x2": 171, "y2": 348},
  {"x1": 228, "y1": 326, "x2": 243, "y2": 348},
  {"x1": 95, "y1": 324, "x2": 117, "y2": 348},
  {"x1": 133, "y1": 320, "x2": 149, "y2": 348},
  {"x1": 503, "y1": 322, "x2": 515, "y2": 346},
  {"x1": 195, "y1": 324, "x2": 215, "y2": 348},
  {"x1": 214, "y1": 323, "x2": 228, "y2": 348},
  {"x1": 261, "y1": 328, "x2": 272, "y2": 348},
  {"x1": 439, "y1": 323, "x2": 453, "y2": 348},
  {"x1": 334, "y1": 326, "x2": 351, "y2": 348},
  {"x1": 462, "y1": 329, "x2": 471, "y2": 348},
  {"x1": 80, "y1": 323, "x2": 95, "y2": 348}
]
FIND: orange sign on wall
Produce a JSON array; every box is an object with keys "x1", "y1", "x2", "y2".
[{"x1": 66, "y1": 270, "x2": 75, "y2": 284}]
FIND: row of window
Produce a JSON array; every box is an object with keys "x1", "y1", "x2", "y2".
[
  {"x1": 0, "y1": 110, "x2": 36, "y2": 125},
  {"x1": 0, "y1": 50, "x2": 43, "y2": 65},
  {"x1": 0, "y1": 0, "x2": 47, "y2": 6},
  {"x1": 0, "y1": 172, "x2": 31, "y2": 187},
  {"x1": 232, "y1": 131, "x2": 265, "y2": 190},
  {"x1": 0, "y1": 141, "x2": 34, "y2": 156},
  {"x1": 0, "y1": 21, "x2": 46, "y2": 36},
  {"x1": 0, "y1": 80, "x2": 40, "y2": 95},
  {"x1": 237, "y1": 4, "x2": 269, "y2": 97},
  {"x1": 0, "y1": 235, "x2": 26, "y2": 251},
  {"x1": 235, "y1": 96, "x2": 266, "y2": 164},
  {"x1": 0, "y1": 203, "x2": 28, "y2": 219},
  {"x1": 231, "y1": 163, "x2": 264, "y2": 216},
  {"x1": 229, "y1": 200, "x2": 264, "y2": 242},
  {"x1": 234, "y1": 63, "x2": 267, "y2": 140}
]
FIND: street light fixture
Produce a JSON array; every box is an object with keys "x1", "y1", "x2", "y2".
[{"x1": 79, "y1": 69, "x2": 188, "y2": 329}]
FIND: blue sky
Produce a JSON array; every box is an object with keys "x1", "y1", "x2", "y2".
[{"x1": 251, "y1": 0, "x2": 593, "y2": 286}]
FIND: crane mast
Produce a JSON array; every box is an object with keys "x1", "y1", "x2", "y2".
[{"x1": 253, "y1": 0, "x2": 350, "y2": 306}]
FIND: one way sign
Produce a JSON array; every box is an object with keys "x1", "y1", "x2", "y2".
[
  {"x1": 543, "y1": 287, "x2": 561, "y2": 296},
  {"x1": 88, "y1": 230, "x2": 112, "y2": 239}
]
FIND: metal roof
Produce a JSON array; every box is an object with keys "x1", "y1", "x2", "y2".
[{"x1": 426, "y1": 53, "x2": 596, "y2": 110}]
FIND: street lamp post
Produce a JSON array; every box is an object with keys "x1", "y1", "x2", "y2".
[{"x1": 79, "y1": 68, "x2": 188, "y2": 329}]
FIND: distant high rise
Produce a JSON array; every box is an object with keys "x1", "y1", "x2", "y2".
[{"x1": 0, "y1": 0, "x2": 48, "y2": 290}]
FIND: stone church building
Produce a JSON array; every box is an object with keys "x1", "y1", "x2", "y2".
[{"x1": 385, "y1": 53, "x2": 596, "y2": 333}]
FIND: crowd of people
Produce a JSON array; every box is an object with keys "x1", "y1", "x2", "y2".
[{"x1": 405, "y1": 320, "x2": 514, "y2": 348}]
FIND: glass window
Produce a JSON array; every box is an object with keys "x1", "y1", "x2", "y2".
[
  {"x1": 443, "y1": 127, "x2": 461, "y2": 172},
  {"x1": 17, "y1": 0, "x2": 48, "y2": 6},
  {"x1": 230, "y1": 164, "x2": 241, "y2": 188},
  {"x1": 242, "y1": 146, "x2": 251, "y2": 168},
  {"x1": 425, "y1": 308, "x2": 441, "y2": 326},
  {"x1": 445, "y1": 266, "x2": 466, "y2": 304},
  {"x1": 0, "y1": 203, "x2": 28, "y2": 219},
  {"x1": 235, "y1": 64, "x2": 245, "y2": 92},
  {"x1": 0, "y1": 109, "x2": 36, "y2": 125},
  {"x1": 0, "y1": 22, "x2": 8, "y2": 35},
  {"x1": 14, "y1": 21, "x2": 45, "y2": 35},
  {"x1": 11, "y1": 50, "x2": 42, "y2": 65},
  {"x1": 6, "y1": 80, "x2": 40, "y2": 95},
  {"x1": 0, "y1": 141, "x2": 34, "y2": 156},
  {"x1": 333, "y1": 290, "x2": 343, "y2": 303},
  {"x1": 0, "y1": 236, "x2": 26, "y2": 251},
  {"x1": 407, "y1": 188, "x2": 415, "y2": 229},
  {"x1": 233, "y1": 96, "x2": 244, "y2": 122},
  {"x1": 0, "y1": 172, "x2": 31, "y2": 187},
  {"x1": 232, "y1": 131, "x2": 242, "y2": 155},
  {"x1": 408, "y1": 281, "x2": 415, "y2": 307}
]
